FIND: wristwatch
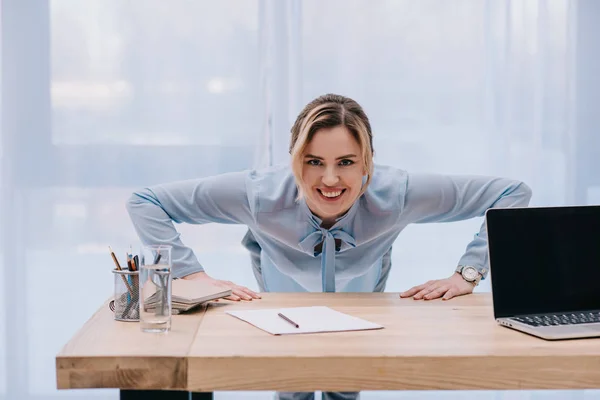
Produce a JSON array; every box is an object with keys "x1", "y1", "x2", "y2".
[{"x1": 457, "y1": 265, "x2": 482, "y2": 286}]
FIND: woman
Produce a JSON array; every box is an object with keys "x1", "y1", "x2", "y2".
[{"x1": 126, "y1": 93, "x2": 532, "y2": 400}]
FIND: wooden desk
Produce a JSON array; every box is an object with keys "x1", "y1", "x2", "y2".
[{"x1": 57, "y1": 293, "x2": 600, "y2": 397}]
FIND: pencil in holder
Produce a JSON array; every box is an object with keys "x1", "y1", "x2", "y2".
[{"x1": 111, "y1": 269, "x2": 140, "y2": 321}]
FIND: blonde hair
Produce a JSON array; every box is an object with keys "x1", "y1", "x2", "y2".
[{"x1": 289, "y1": 94, "x2": 374, "y2": 199}]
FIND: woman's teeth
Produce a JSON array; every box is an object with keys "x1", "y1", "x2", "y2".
[{"x1": 320, "y1": 190, "x2": 342, "y2": 198}]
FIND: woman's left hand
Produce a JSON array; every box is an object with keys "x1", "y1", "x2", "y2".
[{"x1": 400, "y1": 272, "x2": 475, "y2": 301}]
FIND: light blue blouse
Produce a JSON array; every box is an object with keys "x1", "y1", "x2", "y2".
[{"x1": 126, "y1": 163, "x2": 532, "y2": 293}]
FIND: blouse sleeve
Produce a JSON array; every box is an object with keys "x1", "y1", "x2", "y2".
[
  {"x1": 126, "y1": 170, "x2": 256, "y2": 278},
  {"x1": 402, "y1": 173, "x2": 533, "y2": 278}
]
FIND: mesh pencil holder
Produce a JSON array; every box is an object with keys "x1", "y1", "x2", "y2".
[{"x1": 111, "y1": 269, "x2": 140, "y2": 322}]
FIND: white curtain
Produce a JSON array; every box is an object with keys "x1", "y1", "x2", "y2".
[{"x1": 1, "y1": 0, "x2": 599, "y2": 399}]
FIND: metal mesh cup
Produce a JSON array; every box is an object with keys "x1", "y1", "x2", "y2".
[{"x1": 111, "y1": 269, "x2": 140, "y2": 321}]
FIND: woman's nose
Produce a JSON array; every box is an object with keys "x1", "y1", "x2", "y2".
[{"x1": 322, "y1": 168, "x2": 340, "y2": 186}]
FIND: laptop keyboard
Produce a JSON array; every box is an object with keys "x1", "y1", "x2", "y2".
[{"x1": 511, "y1": 311, "x2": 600, "y2": 327}]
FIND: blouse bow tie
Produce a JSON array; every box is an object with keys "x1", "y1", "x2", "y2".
[{"x1": 298, "y1": 225, "x2": 356, "y2": 292}]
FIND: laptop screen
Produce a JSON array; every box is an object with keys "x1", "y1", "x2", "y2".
[{"x1": 486, "y1": 205, "x2": 600, "y2": 318}]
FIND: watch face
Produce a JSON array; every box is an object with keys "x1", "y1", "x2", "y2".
[{"x1": 462, "y1": 266, "x2": 479, "y2": 281}]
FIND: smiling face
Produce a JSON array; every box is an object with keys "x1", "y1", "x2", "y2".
[
  {"x1": 289, "y1": 94, "x2": 375, "y2": 227},
  {"x1": 300, "y1": 126, "x2": 366, "y2": 226}
]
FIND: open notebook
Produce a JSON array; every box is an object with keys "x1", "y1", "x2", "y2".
[
  {"x1": 145, "y1": 279, "x2": 232, "y2": 314},
  {"x1": 226, "y1": 306, "x2": 384, "y2": 335}
]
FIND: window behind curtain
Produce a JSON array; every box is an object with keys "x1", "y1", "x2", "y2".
[
  {"x1": 301, "y1": 0, "x2": 487, "y2": 295},
  {"x1": 0, "y1": 3, "x2": 6, "y2": 395},
  {"x1": 51, "y1": 1, "x2": 259, "y2": 147},
  {"x1": 2, "y1": 1, "x2": 583, "y2": 399},
  {"x1": 24, "y1": 1, "x2": 260, "y2": 396},
  {"x1": 0, "y1": 27, "x2": 5, "y2": 395},
  {"x1": 301, "y1": 0, "x2": 570, "y2": 295}
]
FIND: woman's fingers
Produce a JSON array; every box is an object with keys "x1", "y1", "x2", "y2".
[
  {"x1": 400, "y1": 281, "x2": 433, "y2": 298},
  {"x1": 211, "y1": 279, "x2": 261, "y2": 301},
  {"x1": 224, "y1": 293, "x2": 241, "y2": 301},
  {"x1": 399, "y1": 286, "x2": 422, "y2": 298},
  {"x1": 229, "y1": 285, "x2": 261, "y2": 301},
  {"x1": 232, "y1": 288, "x2": 253, "y2": 301},
  {"x1": 413, "y1": 287, "x2": 434, "y2": 300},
  {"x1": 424, "y1": 285, "x2": 450, "y2": 300},
  {"x1": 240, "y1": 286, "x2": 262, "y2": 299},
  {"x1": 401, "y1": 273, "x2": 477, "y2": 301},
  {"x1": 413, "y1": 282, "x2": 440, "y2": 300},
  {"x1": 443, "y1": 287, "x2": 459, "y2": 300}
]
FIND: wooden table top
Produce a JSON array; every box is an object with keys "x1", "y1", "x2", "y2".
[{"x1": 56, "y1": 293, "x2": 600, "y2": 392}]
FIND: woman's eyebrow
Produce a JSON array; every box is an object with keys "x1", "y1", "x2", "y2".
[
  {"x1": 336, "y1": 154, "x2": 357, "y2": 160},
  {"x1": 304, "y1": 154, "x2": 323, "y2": 159},
  {"x1": 304, "y1": 153, "x2": 357, "y2": 160}
]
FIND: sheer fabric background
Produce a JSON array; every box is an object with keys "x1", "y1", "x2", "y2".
[{"x1": 1, "y1": 0, "x2": 599, "y2": 399}]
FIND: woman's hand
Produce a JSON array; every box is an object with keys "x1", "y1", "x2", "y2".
[
  {"x1": 182, "y1": 271, "x2": 262, "y2": 301},
  {"x1": 400, "y1": 272, "x2": 475, "y2": 301}
]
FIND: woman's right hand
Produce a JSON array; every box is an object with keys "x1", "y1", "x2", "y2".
[{"x1": 182, "y1": 271, "x2": 261, "y2": 301}]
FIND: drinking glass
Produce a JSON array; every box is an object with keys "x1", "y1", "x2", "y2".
[{"x1": 139, "y1": 245, "x2": 172, "y2": 333}]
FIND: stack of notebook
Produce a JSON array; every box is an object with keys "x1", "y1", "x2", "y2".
[{"x1": 144, "y1": 279, "x2": 232, "y2": 314}]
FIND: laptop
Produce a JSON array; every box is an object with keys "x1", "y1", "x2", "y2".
[{"x1": 485, "y1": 205, "x2": 600, "y2": 340}]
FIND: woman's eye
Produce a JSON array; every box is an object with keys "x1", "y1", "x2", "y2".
[
  {"x1": 307, "y1": 159, "x2": 322, "y2": 166},
  {"x1": 339, "y1": 159, "x2": 354, "y2": 166}
]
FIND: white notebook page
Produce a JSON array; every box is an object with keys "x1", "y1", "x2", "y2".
[{"x1": 226, "y1": 306, "x2": 384, "y2": 335}]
